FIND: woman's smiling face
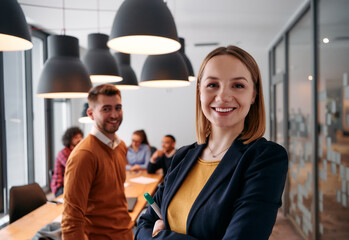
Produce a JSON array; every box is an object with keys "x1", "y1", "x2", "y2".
[{"x1": 199, "y1": 54, "x2": 256, "y2": 132}]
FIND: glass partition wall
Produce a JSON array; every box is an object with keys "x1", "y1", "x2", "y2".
[
  {"x1": 269, "y1": 0, "x2": 349, "y2": 239},
  {"x1": 288, "y1": 11, "x2": 314, "y2": 239},
  {"x1": 317, "y1": 0, "x2": 349, "y2": 239}
]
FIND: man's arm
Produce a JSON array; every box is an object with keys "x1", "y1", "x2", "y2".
[
  {"x1": 147, "y1": 150, "x2": 163, "y2": 173},
  {"x1": 61, "y1": 150, "x2": 95, "y2": 239}
]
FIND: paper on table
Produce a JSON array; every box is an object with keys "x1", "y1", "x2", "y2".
[
  {"x1": 129, "y1": 176, "x2": 158, "y2": 184},
  {"x1": 53, "y1": 214, "x2": 62, "y2": 223}
]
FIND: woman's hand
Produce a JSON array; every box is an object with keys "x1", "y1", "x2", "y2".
[
  {"x1": 130, "y1": 164, "x2": 141, "y2": 171},
  {"x1": 152, "y1": 219, "x2": 165, "y2": 237}
]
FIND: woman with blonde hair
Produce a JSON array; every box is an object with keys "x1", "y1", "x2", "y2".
[{"x1": 136, "y1": 46, "x2": 288, "y2": 240}]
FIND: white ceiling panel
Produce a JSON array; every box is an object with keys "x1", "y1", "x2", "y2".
[{"x1": 20, "y1": 0, "x2": 307, "y2": 50}]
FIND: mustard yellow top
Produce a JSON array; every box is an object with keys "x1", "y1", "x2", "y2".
[{"x1": 167, "y1": 158, "x2": 220, "y2": 234}]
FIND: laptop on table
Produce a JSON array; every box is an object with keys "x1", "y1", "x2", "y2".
[{"x1": 127, "y1": 197, "x2": 137, "y2": 212}]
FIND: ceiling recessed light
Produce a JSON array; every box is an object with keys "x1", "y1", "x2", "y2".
[{"x1": 322, "y1": 38, "x2": 330, "y2": 44}]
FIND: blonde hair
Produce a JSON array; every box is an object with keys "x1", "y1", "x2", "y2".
[{"x1": 195, "y1": 46, "x2": 265, "y2": 144}]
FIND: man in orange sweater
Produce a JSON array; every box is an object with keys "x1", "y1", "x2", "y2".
[{"x1": 62, "y1": 84, "x2": 132, "y2": 239}]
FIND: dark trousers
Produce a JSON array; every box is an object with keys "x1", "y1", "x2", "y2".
[{"x1": 55, "y1": 187, "x2": 63, "y2": 197}]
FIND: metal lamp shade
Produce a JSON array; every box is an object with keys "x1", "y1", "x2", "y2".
[
  {"x1": 78, "y1": 102, "x2": 93, "y2": 123},
  {"x1": 108, "y1": 0, "x2": 180, "y2": 55},
  {"x1": 37, "y1": 35, "x2": 92, "y2": 98},
  {"x1": 179, "y1": 38, "x2": 195, "y2": 81},
  {"x1": 83, "y1": 33, "x2": 122, "y2": 83},
  {"x1": 140, "y1": 52, "x2": 190, "y2": 88},
  {"x1": 0, "y1": 0, "x2": 32, "y2": 51},
  {"x1": 113, "y1": 53, "x2": 139, "y2": 90}
]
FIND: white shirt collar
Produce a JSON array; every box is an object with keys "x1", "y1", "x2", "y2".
[
  {"x1": 90, "y1": 126, "x2": 121, "y2": 149},
  {"x1": 165, "y1": 149, "x2": 176, "y2": 158}
]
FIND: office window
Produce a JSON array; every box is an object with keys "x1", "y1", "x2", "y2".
[
  {"x1": 31, "y1": 37, "x2": 47, "y2": 187},
  {"x1": 288, "y1": 10, "x2": 313, "y2": 239},
  {"x1": 274, "y1": 39, "x2": 286, "y2": 147},
  {"x1": 52, "y1": 100, "x2": 71, "y2": 167},
  {"x1": 3, "y1": 52, "x2": 28, "y2": 191},
  {"x1": 275, "y1": 83, "x2": 285, "y2": 146},
  {"x1": 275, "y1": 39, "x2": 285, "y2": 75},
  {"x1": 317, "y1": 0, "x2": 349, "y2": 238}
]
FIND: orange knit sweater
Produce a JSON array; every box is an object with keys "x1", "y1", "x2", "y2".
[{"x1": 62, "y1": 134, "x2": 132, "y2": 240}]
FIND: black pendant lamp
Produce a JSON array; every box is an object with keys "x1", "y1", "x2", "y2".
[
  {"x1": 108, "y1": 0, "x2": 180, "y2": 55},
  {"x1": 179, "y1": 38, "x2": 196, "y2": 82},
  {"x1": 0, "y1": 0, "x2": 33, "y2": 51},
  {"x1": 113, "y1": 52, "x2": 139, "y2": 90},
  {"x1": 37, "y1": 35, "x2": 92, "y2": 98},
  {"x1": 140, "y1": 52, "x2": 190, "y2": 88},
  {"x1": 83, "y1": 33, "x2": 122, "y2": 83},
  {"x1": 79, "y1": 102, "x2": 93, "y2": 123}
]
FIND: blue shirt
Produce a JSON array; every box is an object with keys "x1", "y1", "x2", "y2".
[{"x1": 126, "y1": 143, "x2": 151, "y2": 170}]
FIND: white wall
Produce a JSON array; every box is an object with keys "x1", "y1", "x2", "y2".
[
  {"x1": 251, "y1": 48, "x2": 270, "y2": 140},
  {"x1": 118, "y1": 84, "x2": 197, "y2": 149}
]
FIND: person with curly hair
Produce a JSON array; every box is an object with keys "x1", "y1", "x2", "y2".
[{"x1": 50, "y1": 126, "x2": 83, "y2": 197}]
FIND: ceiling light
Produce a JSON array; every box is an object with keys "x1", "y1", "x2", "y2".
[
  {"x1": 83, "y1": 33, "x2": 122, "y2": 83},
  {"x1": 322, "y1": 38, "x2": 330, "y2": 44},
  {"x1": 108, "y1": 0, "x2": 180, "y2": 55},
  {"x1": 140, "y1": 52, "x2": 190, "y2": 88},
  {"x1": 179, "y1": 37, "x2": 195, "y2": 81},
  {"x1": 79, "y1": 103, "x2": 93, "y2": 123},
  {"x1": 113, "y1": 52, "x2": 139, "y2": 90},
  {"x1": 37, "y1": 35, "x2": 92, "y2": 98},
  {"x1": 0, "y1": 0, "x2": 33, "y2": 51}
]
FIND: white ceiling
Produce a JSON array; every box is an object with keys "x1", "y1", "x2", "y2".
[{"x1": 20, "y1": 0, "x2": 307, "y2": 52}]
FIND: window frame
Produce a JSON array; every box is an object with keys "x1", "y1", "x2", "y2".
[{"x1": 0, "y1": 28, "x2": 54, "y2": 217}]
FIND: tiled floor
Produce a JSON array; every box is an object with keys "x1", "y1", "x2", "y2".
[{"x1": 270, "y1": 211, "x2": 302, "y2": 240}]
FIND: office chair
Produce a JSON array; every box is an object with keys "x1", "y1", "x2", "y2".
[
  {"x1": 9, "y1": 182, "x2": 47, "y2": 223},
  {"x1": 48, "y1": 169, "x2": 54, "y2": 183},
  {"x1": 150, "y1": 146, "x2": 157, "y2": 155}
]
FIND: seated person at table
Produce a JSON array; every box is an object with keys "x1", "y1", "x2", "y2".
[
  {"x1": 147, "y1": 135, "x2": 176, "y2": 176},
  {"x1": 127, "y1": 129, "x2": 151, "y2": 171},
  {"x1": 50, "y1": 126, "x2": 83, "y2": 197}
]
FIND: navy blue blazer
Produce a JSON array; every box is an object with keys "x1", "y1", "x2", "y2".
[{"x1": 135, "y1": 137, "x2": 288, "y2": 240}]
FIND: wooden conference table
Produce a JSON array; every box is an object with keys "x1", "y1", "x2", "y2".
[{"x1": 0, "y1": 170, "x2": 163, "y2": 240}]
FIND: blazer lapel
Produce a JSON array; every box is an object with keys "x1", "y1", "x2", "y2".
[
  {"x1": 162, "y1": 144, "x2": 206, "y2": 225},
  {"x1": 186, "y1": 139, "x2": 248, "y2": 227}
]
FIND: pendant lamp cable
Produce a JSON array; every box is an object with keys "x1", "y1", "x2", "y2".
[
  {"x1": 97, "y1": 0, "x2": 100, "y2": 32},
  {"x1": 62, "y1": 0, "x2": 66, "y2": 35}
]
